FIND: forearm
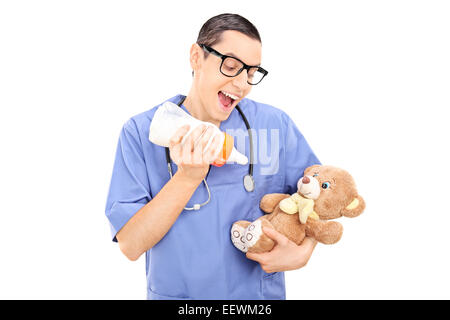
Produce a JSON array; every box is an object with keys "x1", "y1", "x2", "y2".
[{"x1": 116, "y1": 171, "x2": 202, "y2": 260}]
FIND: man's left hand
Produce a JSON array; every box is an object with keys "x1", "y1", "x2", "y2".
[{"x1": 246, "y1": 227, "x2": 317, "y2": 273}]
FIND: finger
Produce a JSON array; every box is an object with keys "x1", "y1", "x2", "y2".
[
  {"x1": 169, "y1": 125, "x2": 191, "y2": 163},
  {"x1": 246, "y1": 251, "x2": 268, "y2": 264},
  {"x1": 193, "y1": 126, "x2": 214, "y2": 166},
  {"x1": 262, "y1": 227, "x2": 289, "y2": 246},
  {"x1": 189, "y1": 124, "x2": 208, "y2": 152},
  {"x1": 199, "y1": 126, "x2": 214, "y2": 150},
  {"x1": 192, "y1": 133, "x2": 205, "y2": 166},
  {"x1": 189, "y1": 125, "x2": 208, "y2": 165},
  {"x1": 262, "y1": 266, "x2": 274, "y2": 274},
  {"x1": 300, "y1": 236, "x2": 318, "y2": 250},
  {"x1": 168, "y1": 125, "x2": 190, "y2": 148},
  {"x1": 181, "y1": 128, "x2": 194, "y2": 165}
]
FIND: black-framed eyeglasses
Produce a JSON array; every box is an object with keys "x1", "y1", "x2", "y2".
[{"x1": 198, "y1": 43, "x2": 268, "y2": 85}]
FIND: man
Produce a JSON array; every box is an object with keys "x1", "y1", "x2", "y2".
[{"x1": 105, "y1": 13, "x2": 320, "y2": 299}]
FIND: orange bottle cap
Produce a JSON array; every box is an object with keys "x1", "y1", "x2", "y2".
[{"x1": 212, "y1": 132, "x2": 234, "y2": 167}]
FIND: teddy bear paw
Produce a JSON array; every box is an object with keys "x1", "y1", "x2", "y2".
[
  {"x1": 243, "y1": 220, "x2": 263, "y2": 250},
  {"x1": 231, "y1": 223, "x2": 249, "y2": 253}
]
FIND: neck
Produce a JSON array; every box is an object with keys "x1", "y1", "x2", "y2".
[{"x1": 183, "y1": 87, "x2": 221, "y2": 127}]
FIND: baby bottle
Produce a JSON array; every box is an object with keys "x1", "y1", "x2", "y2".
[{"x1": 149, "y1": 101, "x2": 248, "y2": 166}]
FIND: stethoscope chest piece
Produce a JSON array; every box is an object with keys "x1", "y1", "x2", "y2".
[{"x1": 243, "y1": 174, "x2": 255, "y2": 192}]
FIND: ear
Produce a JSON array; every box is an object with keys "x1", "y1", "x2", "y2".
[
  {"x1": 341, "y1": 195, "x2": 365, "y2": 218},
  {"x1": 304, "y1": 164, "x2": 321, "y2": 175},
  {"x1": 189, "y1": 43, "x2": 203, "y2": 75}
]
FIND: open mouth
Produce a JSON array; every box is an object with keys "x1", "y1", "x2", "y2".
[{"x1": 218, "y1": 91, "x2": 238, "y2": 112}]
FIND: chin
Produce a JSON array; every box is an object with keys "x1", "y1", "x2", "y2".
[{"x1": 212, "y1": 111, "x2": 228, "y2": 123}]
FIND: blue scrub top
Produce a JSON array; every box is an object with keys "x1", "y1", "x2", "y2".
[{"x1": 105, "y1": 94, "x2": 320, "y2": 300}]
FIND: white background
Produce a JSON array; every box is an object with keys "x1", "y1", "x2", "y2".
[{"x1": 1, "y1": 0, "x2": 449, "y2": 299}]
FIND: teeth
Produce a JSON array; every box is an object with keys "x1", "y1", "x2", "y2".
[{"x1": 221, "y1": 91, "x2": 239, "y2": 100}]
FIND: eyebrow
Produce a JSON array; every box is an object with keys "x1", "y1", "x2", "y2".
[
  {"x1": 224, "y1": 52, "x2": 261, "y2": 67},
  {"x1": 224, "y1": 52, "x2": 238, "y2": 58}
]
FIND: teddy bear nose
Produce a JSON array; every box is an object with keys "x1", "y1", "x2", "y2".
[{"x1": 302, "y1": 176, "x2": 310, "y2": 184}]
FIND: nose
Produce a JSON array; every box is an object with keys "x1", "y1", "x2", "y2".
[
  {"x1": 302, "y1": 176, "x2": 310, "y2": 184},
  {"x1": 232, "y1": 70, "x2": 249, "y2": 89}
]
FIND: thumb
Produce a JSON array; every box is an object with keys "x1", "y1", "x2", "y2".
[{"x1": 262, "y1": 227, "x2": 289, "y2": 246}]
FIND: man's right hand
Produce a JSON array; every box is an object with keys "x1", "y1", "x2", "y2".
[{"x1": 168, "y1": 124, "x2": 223, "y2": 184}]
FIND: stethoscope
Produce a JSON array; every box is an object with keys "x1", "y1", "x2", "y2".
[{"x1": 165, "y1": 95, "x2": 255, "y2": 210}]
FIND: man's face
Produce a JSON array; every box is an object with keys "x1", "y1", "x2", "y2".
[{"x1": 194, "y1": 30, "x2": 262, "y2": 123}]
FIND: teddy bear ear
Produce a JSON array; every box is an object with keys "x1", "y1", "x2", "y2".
[
  {"x1": 305, "y1": 164, "x2": 321, "y2": 174},
  {"x1": 341, "y1": 195, "x2": 365, "y2": 218}
]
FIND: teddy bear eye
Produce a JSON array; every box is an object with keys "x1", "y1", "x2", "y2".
[{"x1": 321, "y1": 182, "x2": 331, "y2": 189}]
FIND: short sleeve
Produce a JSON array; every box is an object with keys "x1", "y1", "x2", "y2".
[
  {"x1": 282, "y1": 113, "x2": 321, "y2": 194},
  {"x1": 105, "y1": 119, "x2": 152, "y2": 242}
]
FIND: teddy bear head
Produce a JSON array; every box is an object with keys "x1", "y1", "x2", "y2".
[{"x1": 296, "y1": 165, "x2": 365, "y2": 220}]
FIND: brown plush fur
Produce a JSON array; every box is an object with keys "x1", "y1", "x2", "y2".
[{"x1": 232, "y1": 165, "x2": 365, "y2": 253}]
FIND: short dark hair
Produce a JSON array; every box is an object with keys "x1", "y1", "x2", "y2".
[
  {"x1": 196, "y1": 13, "x2": 261, "y2": 53},
  {"x1": 192, "y1": 14, "x2": 261, "y2": 76}
]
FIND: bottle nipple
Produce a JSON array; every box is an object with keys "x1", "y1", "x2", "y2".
[{"x1": 212, "y1": 133, "x2": 248, "y2": 167}]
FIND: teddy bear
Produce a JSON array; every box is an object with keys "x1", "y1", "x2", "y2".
[{"x1": 231, "y1": 165, "x2": 365, "y2": 253}]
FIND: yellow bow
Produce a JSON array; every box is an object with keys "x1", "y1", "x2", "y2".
[{"x1": 279, "y1": 193, "x2": 319, "y2": 224}]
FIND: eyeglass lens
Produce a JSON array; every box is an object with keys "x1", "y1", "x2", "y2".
[{"x1": 221, "y1": 57, "x2": 264, "y2": 85}]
